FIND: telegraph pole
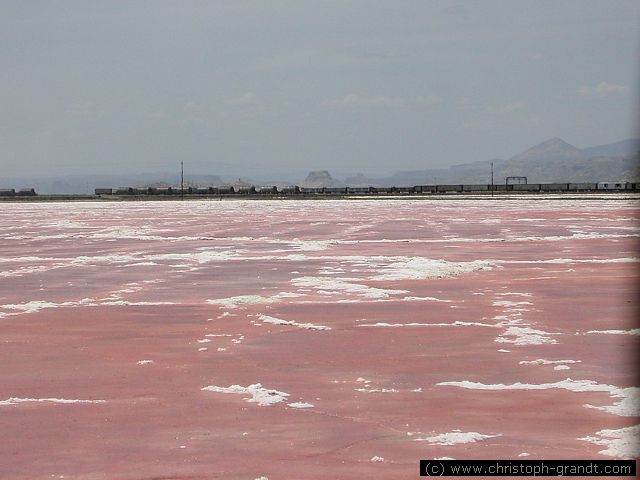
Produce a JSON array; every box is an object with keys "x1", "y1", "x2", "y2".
[
  {"x1": 181, "y1": 160, "x2": 184, "y2": 201},
  {"x1": 491, "y1": 161, "x2": 494, "y2": 197}
]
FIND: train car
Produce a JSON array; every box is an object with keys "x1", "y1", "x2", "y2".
[
  {"x1": 512, "y1": 184, "x2": 540, "y2": 192},
  {"x1": 323, "y1": 187, "x2": 347, "y2": 194},
  {"x1": 213, "y1": 186, "x2": 235, "y2": 194},
  {"x1": 15, "y1": 188, "x2": 37, "y2": 196},
  {"x1": 346, "y1": 186, "x2": 370, "y2": 194},
  {"x1": 236, "y1": 186, "x2": 256, "y2": 194},
  {"x1": 597, "y1": 182, "x2": 627, "y2": 191},
  {"x1": 300, "y1": 187, "x2": 324, "y2": 194},
  {"x1": 462, "y1": 184, "x2": 490, "y2": 192},
  {"x1": 539, "y1": 183, "x2": 569, "y2": 191},
  {"x1": 0, "y1": 189, "x2": 16, "y2": 196},
  {"x1": 415, "y1": 185, "x2": 437, "y2": 193},
  {"x1": 568, "y1": 183, "x2": 597, "y2": 191},
  {"x1": 493, "y1": 184, "x2": 513, "y2": 191},
  {"x1": 436, "y1": 184, "x2": 463, "y2": 193},
  {"x1": 257, "y1": 186, "x2": 278, "y2": 194},
  {"x1": 95, "y1": 188, "x2": 113, "y2": 195},
  {"x1": 278, "y1": 186, "x2": 300, "y2": 194}
]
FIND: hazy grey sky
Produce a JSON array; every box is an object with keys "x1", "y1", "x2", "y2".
[{"x1": 1, "y1": 1, "x2": 638, "y2": 178}]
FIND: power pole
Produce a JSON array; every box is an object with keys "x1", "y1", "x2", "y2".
[
  {"x1": 491, "y1": 161, "x2": 494, "y2": 197},
  {"x1": 181, "y1": 160, "x2": 184, "y2": 201}
]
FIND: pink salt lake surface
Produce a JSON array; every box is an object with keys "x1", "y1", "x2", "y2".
[{"x1": 1, "y1": 196, "x2": 638, "y2": 479}]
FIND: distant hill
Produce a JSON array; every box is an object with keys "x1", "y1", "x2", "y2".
[
  {"x1": 301, "y1": 170, "x2": 344, "y2": 188},
  {"x1": 373, "y1": 138, "x2": 640, "y2": 185},
  {"x1": 582, "y1": 139, "x2": 640, "y2": 158}
]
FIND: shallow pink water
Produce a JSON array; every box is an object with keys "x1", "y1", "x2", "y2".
[{"x1": 1, "y1": 198, "x2": 638, "y2": 479}]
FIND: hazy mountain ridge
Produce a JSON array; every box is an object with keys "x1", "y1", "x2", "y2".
[
  {"x1": 366, "y1": 138, "x2": 640, "y2": 185},
  {"x1": 1, "y1": 138, "x2": 638, "y2": 193}
]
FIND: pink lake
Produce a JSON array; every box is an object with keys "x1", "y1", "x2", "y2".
[{"x1": 1, "y1": 197, "x2": 638, "y2": 479}]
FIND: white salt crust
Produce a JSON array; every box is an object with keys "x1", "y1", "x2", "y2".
[
  {"x1": 358, "y1": 321, "x2": 497, "y2": 328},
  {"x1": 579, "y1": 425, "x2": 640, "y2": 459},
  {"x1": 0, "y1": 397, "x2": 105, "y2": 406},
  {"x1": 519, "y1": 359, "x2": 581, "y2": 365},
  {"x1": 206, "y1": 295, "x2": 277, "y2": 309},
  {"x1": 291, "y1": 276, "x2": 408, "y2": 299},
  {"x1": 413, "y1": 430, "x2": 500, "y2": 445},
  {"x1": 287, "y1": 402, "x2": 314, "y2": 409},
  {"x1": 201, "y1": 383, "x2": 289, "y2": 406},
  {"x1": 258, "y1": 314, "x2": 331, "y2": 331},
  {"x1": 495, "y1": 326, "x2": 559, "y2": 345},
  {"x1": 585, "y1": 329, "x2": 640, "y2": 336},
  {"x1": 437, "y1": 378, "x2": 639, "y2": 416}
]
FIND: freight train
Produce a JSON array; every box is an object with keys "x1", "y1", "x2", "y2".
[
  {"x1": 1, "y1": 183, "x2": 638, "y2": 198},
  {"x1": 90, "y1": 182, "x2": 639, "y2": 196}
]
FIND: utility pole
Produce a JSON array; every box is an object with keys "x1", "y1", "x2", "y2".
[
  {"x1": 491, "y1": 161, "x2": 494, "y2": 197},
  {"x1": 181, "y1": 160, "x2": 184, "y2": 201}
]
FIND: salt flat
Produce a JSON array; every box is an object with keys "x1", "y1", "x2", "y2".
[{"x1": 0, "y1": 197, "x2": 638, "y2": 479}]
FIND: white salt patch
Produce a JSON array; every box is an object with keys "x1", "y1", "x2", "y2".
[
  {"x1": 206, "y1": 295, "x2": 276, "y2": 309},
  {"x1": 585, "y1": 329, "x2": 640, "y2": 336},
  {"x1": 0, "y1": 397, "x2": 105, "y2": 406},
  {"x1": 359, "y1": 321, "x2": 496, "y2": 328},
  {"x1": 1, "y1": 298, "x2": 97, "y2": 316},
  {"x1": 0, "y1": 265, "x2": 51, "y2": 277},
  {"x1": 255, "y1": 477, "x2": 269, "y2": 480},
  {"x1": 371, "y1": 258, "x2": 492, "y2": 281},
  {"x1": 437, "y1": 378, "x2": 639, "y2": 416},
  {"x1": 217, "y1": 348, "x2": 227, "y2": 352},
  {"x1": 495, "y1": 326, "x2": 559, "y2": 345},
  {"x1": 198, "y1": 348, "x2": 208, "y2": 352},
  {"x1": 579, "y1": 425, "x2": 640, "y2": 459},
  {"x1": 101, "y1": 300, "x2": 176, "y2": 306},
  {"x1": 287, "y1": 402, "x2": 314, "y2": 409},
  {"x1": 356, "y1": 377, "x2": 371, "y2": 383},
  {"x1": 136, "y1": 360, "x2": 154, "y2": 365},
  {"x1": 197, "y1": 339, "x2": 211, "y2": 343},
  {"x1": 497, "y1": 349, "x2": 511, "y2": 353},
  {"x1": 493, "y1": 300, "x2": 533, "y2": 307},
  {"x1": 519, "y1": 359, "x2": 581, "y2": 365},
  {"x1": 518, "y1": 453, "x2": 531, "y2": 457},
  {"x1": 292, "y1": 276, "x2": 408, "y2": 299},
  {"x1": 403, "y1": 296, "x2": 453, "y2": 302},
  {"x1": 201, "y1": 383, "x2": 289, "y2": 406},
  {"x1": 435, "y1": 457, "x2": 456, "y2": 460},
  {"x1": 290, "y1": 239, "x2": 339, "y2": 251},
  {"x1": 355, "y1": 387, "x2": 399, "y2": 393},
  {"x1": 414, "y1": 431, "x2": 500, "y2": 445},
  {"x1": 259, "y1": 314, "x2": 331, "y2": 331},
  {"x1": 370, "y1": 456, "x2": 384, "y2": 462},
  {"x1": 554, "y1": 365, "x2": 571, "y2": 370},
  {"x1": 205, "y1": 333, "x2": 232, "y2": 337},
  {"x1": 497, "y1": 292, "x2": 532, "y2": 297}
]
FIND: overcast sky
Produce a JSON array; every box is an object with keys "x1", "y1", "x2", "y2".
[{"x1": 1, "y1": 1, "x2": 638, "y2": 179}]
